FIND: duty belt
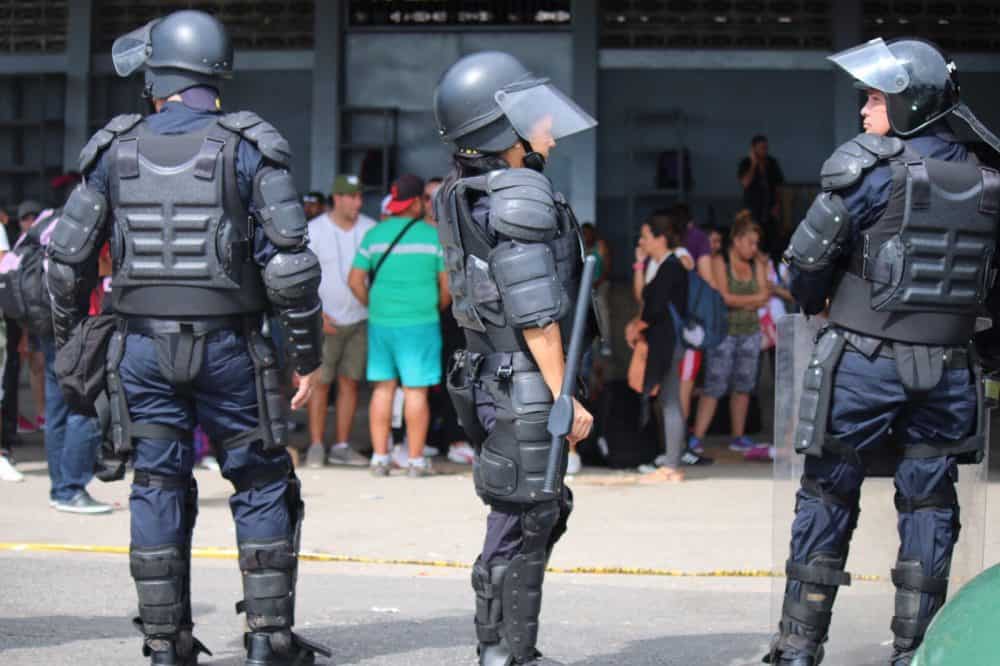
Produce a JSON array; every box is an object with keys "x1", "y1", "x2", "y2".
[
  {"x1": 477, "y1": 351, "x2": 538, "y2": 380},
  {"x1": 123, "y1": 316, "x2": 247, "y2": 337},
  {"x1": 841, "y1": 330, "x2": 970, "y2": 369}
]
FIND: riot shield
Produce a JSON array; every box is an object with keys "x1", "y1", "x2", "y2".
[{"x1": 770, "y1": 313, "x2": 989, "y2": 657}]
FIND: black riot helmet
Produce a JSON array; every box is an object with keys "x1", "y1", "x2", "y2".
[
  {"x1": 111, "y1": 10, "x2": 233, "y2": 99},
  {"x1": 829, "y1": 37, "x2": 1000, "y2": 152},
  {"x1": 433, "y1": 51, "x2": 596, "y2": 169}
]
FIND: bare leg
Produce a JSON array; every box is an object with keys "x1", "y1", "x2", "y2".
[
  {"x1": 693, "y1": 395, "x2": 719, "y2": 439},
  {"x1": 370, "y1": 380, "x2": 397, "y2": 456},
  {"x1": 729, "y1": 392, "x2": 750, "y2": 438},
  {"x1": 402, "y1": 386, "x2": 429, "y2": 459},
  {"x1": 307, "y1": 380, "x2": 331, "y2": 446},
  {"x1": 335, "y1": 376, "x2": 359, "y2": 444}
]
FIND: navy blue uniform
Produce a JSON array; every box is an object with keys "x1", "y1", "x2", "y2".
[
  {"x1": 779, "y1": 127, "x2": 979, "y2": 661},
  {"x1": 86, "y1": 100, "x2": 293, "y2": 549}
]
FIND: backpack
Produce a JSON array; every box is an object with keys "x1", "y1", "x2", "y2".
[
  {"x1": 53, "y1": 313, "x2": 117, "y2": 418},
  {"x1": 669, "y1": 271, "x2": 727, "y2": 351},
  {"x1": 592, "y1": 380, "x2": 660, "y2": 468},
  {"x1": 0, "y1": 210, "x2": 58, "y2": 337}
]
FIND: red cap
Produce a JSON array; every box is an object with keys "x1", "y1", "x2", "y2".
[{"x1": 386, "y1": 174, "x2": 425, "y2": 215}]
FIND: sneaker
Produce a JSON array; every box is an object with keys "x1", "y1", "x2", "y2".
[
  {"x1": 566, "y1": 451, "x2": 582, "y2": 475},
  {"x1": 200, "y1": 455, "x2": 220, "y2": 471},
  {"x1": 407, "y1": 461, "x2": 434, "y2": 478},
  {"x1": 687, "y1": 435, "x2": 705, "y2": 454},
  {"x1": 423, "y1": 445, "x2": 441, "y2": 458},
  {"x1": 17, "y1": 415, "x2": 35, "y2": 434},
  {"x1": 447, "y1": 442, "x2": 476, "y2": 465},
  {"x1": 0, "y1": 454, "x2": 24, "y2": 482},
  {"x1": 370, "y1": 461, "x2": 391, "y2": 477},
  {"x1": 744, "y1": 444, "x2": 774, "y2": 462},
  {"x1": 326, "y1": 444, "x2": 368, "y2": 467},
  {"x1": 680, "y1": 450, "x2": 714, "y2": 466},
  {"x1": 34, "y1": 415, "x2": 45, "y2": 431},
  {"x1": 729, "y1": 436, "x2": 754, "y2": 452},
  {"x1": 54, "y1": 490, "x2": 112, "y2": 514},
  {"x1": 305, "y1": 443, "x2": 325, "y2": 468}
]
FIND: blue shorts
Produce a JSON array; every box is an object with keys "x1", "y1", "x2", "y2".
[{"x1": 367, "y1": 322, "x2": 442, "y2": 387}]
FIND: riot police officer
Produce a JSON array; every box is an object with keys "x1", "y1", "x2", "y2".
[
  {"x1": 433, "y1": 52, "x2": 599, "y2": 665},
  {"x1": 768, "y1": 38, "x2": 1000, "y2": 665},
  {"x1": 47, "y1": 11, "x2": 328, "y2": 665}
]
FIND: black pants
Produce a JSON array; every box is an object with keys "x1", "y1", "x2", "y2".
[{"x1": 2, "y1": 318, "x2": 22, "y2": 452}]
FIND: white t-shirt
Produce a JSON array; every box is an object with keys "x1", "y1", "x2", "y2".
[
  {"x1": 308, "y1": 212, "x2": 376, "y2": 326},
  {"x1": 644, "y1": 247, "x2": 691, "y2": 285}
]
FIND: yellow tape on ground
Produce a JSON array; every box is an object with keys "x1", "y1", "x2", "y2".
[{"x1": 0, "y1": 543, "x2": 884, "y2": 582}]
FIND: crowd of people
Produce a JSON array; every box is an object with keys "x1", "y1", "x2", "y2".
[{"x1": 0, "y1": 133, "x2": 793, "y2": 505}]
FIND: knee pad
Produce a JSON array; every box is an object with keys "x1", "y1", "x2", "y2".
[{"x1": 131, "y1": 545, "x2": 189, "y2": 638}]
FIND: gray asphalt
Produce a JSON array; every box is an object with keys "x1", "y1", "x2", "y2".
[{"x1": 0, "y1": 552, "x2": 901, "y2": 665}]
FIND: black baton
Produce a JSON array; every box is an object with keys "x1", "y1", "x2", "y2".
[{"x1": 542, "y1": 255, "x2": 597, "y2": 494}]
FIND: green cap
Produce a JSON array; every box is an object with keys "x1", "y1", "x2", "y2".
[{"x1": 332, "y1": 174, "x2": 361, "y2": 195}]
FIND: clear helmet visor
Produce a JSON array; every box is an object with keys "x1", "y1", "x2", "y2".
[
  {"x1": 828, "y1": 37, "x2": 910, "y2": 94},
  {"x1": 111, "y1": 20, "x2": 158, "y2": 77},
  {"x1": 494, "y1": 82, "x2": 597, "y2": 148}
]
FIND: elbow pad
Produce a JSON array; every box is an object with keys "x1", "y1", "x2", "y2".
[
  {"x1": 47, "y1": 261, "x2": 87, "y2": 348},
  {"x1": 263, "y1": 250, "x2": 322, "y2": 374},
  {"x1": 49, "y1": 184, "x2": 108, "y2": 265},
  {"x1": 490, "y1": 240, "x2": 565, "y2": 329},
  {"x1": 784, "y1": 193, "x2": 851, "y2": 272},
  {"x1": 254, "y1": 167, "x2": 307, "y2": 250},
  {"x1": 487, "y1": 168, "x2": 558, "y2": 242}
]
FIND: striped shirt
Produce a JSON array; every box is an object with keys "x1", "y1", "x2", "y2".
[{"x1": 352, "y1": 216, "x2": 445, "y2": 326}]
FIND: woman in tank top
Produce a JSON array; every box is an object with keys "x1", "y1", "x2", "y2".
[{"x1": 688, "y1": 210, "x2": 769, "y2": 456}]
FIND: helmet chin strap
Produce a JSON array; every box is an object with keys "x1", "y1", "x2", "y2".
[
  {"x1": 520, "y1": 139, "x2": 546, "y2": 173},
  {"x1": 953, "y1": 102, "x2": 1000, "y2": 154}
]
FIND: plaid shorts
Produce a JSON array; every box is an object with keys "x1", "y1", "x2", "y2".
[{"x1": 702, "y1": 331, "x2": 762, "y2": 398}]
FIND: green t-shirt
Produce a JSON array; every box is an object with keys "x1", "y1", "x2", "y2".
[{"x1": 352, "y1": 216, "x2": 445, "y2": 326}]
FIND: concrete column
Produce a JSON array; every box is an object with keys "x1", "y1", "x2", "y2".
[
  {"x1": 63, "y1": 0, "x2": 92, "y2": 169},
  {"x1": 831, "y1": 1, "x2": 864, "y2": 146},
  {"x1": 310, "y1": 0, "x2": 342, "y2": 193},
  {"x1": 570, "y1": 0, "x2": 599, "y2": 223}
]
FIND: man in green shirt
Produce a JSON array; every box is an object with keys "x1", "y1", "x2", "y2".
[{"x1": 349, "y1": 174, "x2": 451, "y2": 477}]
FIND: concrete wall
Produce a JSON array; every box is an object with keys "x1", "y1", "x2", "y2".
[{"x1": 344, "y1": 31, "x2": 575, "y2": 215}]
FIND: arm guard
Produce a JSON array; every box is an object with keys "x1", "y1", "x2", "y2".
[
  {"x1": 490, "y1": 240, "x2": 565, "y2": 329},
  {"x1": 784, "y1": 193, "x2": 851, "y2": 272},
  {"x1": 253, "y1": 167, "x2": 308, "y2": 250},
  {"x1": 487, "y1": 168, "x2": 558, "y2": 242},
  {"x1": 263, "y1": 250, "x2": 322, "y2": 375},
  {"x1": 47, "y1": 184, "x2": 109, "y2": 347}
]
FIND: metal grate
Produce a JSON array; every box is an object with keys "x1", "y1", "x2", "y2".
[
  {"x1": 601, "y1": 0, "x2": 832, "y2": 49},
  {"x1": 92, "y1": 0, "x2": 314, "y2": 52},
  {"x1": 864, "y1": 1, "x2": 1000, "y2": 52},
  {"x1": 0, "y1": 0, "x2": 68, "y2": 53},
  {"x1": 347, "y1": 1, "x2": 571, "y2": 27}
]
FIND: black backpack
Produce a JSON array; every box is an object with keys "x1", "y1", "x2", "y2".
[
  {"x1": 0, "y1": 211, "x2": 58, "y2": 337},
  {"x1": 53, "y1": 313, "x2": 117, "y2": 418},
  {"x1": 591, "y1": 380, "x2": 660, "y2": 469}
]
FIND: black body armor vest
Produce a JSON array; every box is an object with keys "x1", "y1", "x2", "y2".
[
  {"x1": 829, "y1": 150, "x2": 1000, "y2": 345},
  {"x1": 108, "y1": 119, "x2": 267, "y2": 317},
  {"x1": 437, "y1": 175, "x2": 583, "y2": 357}
]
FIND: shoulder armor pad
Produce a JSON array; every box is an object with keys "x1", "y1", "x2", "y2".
[
  {"x1": 820, "y1": 133, "x2": 905, "y2": 191},
  {"x1": 78, "y1": 113, "x2": 142, "y2": 173},
  {"x1": 219, "y1": 111, "x2": 292, "y2": 166},
  {"x1": 486, "y1": 168, "x2": 557, "y2": 242}
]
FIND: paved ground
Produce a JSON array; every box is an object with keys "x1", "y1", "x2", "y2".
[{"x1": 2, "y1": 433, "x2": 997, "y2": 665}]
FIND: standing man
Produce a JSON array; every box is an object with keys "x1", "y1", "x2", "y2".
[
  {"x1": 47, "y1": 11, "x2": 328, "y2": 664},
  {"x1": 767, "y1": 38, "x2": 1000, "y2": 666},
  {"x1": 348, "y1": 174, "x2": 450, "y2": 477},
  {"x1": 303, "y1": 174, "x2": 374, "y2": 468},
  {"x1": 738, "y1": 134, "x2": 785, "y2": 260},
  {"x1": 433, "y1": 52, "x2": 597, "y2": 665}
]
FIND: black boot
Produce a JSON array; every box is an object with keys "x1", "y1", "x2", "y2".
[
  {"x1": 138, "y1": 627, "x2": 212, "y2": 666},
  {"x1": 245, "y1": 629, "x2": 330, "y2": 666}
]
